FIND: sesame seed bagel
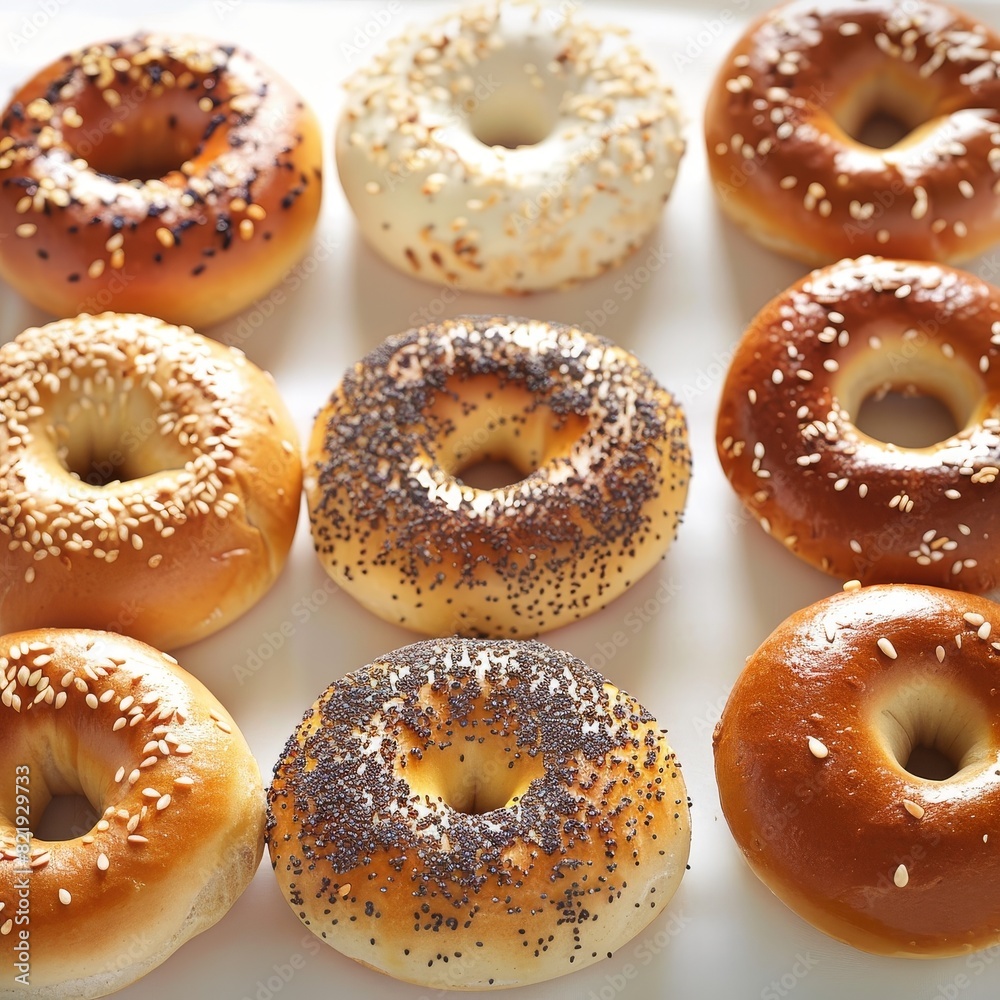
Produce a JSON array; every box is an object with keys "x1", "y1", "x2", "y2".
[
  {"x1": 714, "y1": 583, "x2": 1000, "y2": 957},
  {"x1": 0, "y1": 628, "x2": 264, "y2": 998},
  {"x1": 306, "y1": 316, "x2": 690, "y2": 637},
  {"x1": 336, "y1": 0, "x2": 684, "y2": 293},
  {"x1": 0, "y1": 32, "x2": 323, "y2": 328},
  {"x1": 705, "y1": 0, "x2": 1000, "y2": 265},
  {"x1": 716, "y1": 256, "x2": 1000, "y2": 591},
  {"x1": 267, "y1": 636, "x2": 691, "y2": 989},
  {"x1": 0, "y1": 312, "x2": 302, "y2": 650}
]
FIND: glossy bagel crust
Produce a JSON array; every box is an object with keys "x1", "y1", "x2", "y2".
[
  {"x1": 705, "y1": 0, "x2": 1000, "y2": 264},
  {"x1": 0, "y1": 628, "x2": 264, "y2": 999},
  {"x1": 267, "y1": 636, "x2": 691, "y2": 989},
  {"x1": 716, "y1": 256, "x2": 1000, "y2": 591},
  {"x1": 0, "y1": 312, "x2": 302, "y2": 650},
  {"x1": 714, "y1": 584, "x2": 1000, "y2": 957},
  {"x1": 306, "y1": 315, "x2": 690, "y2": 637},
  {"x1": 0, "y1": 32, "x2": 323, "y2": 327}
]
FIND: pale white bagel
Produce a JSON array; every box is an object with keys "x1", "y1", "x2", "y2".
[{"x1": 336, "y1": 0, "x2": 685, "y2": 292}]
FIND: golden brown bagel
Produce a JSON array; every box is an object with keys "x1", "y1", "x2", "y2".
[
  {"x1": 0, "y1": 312, "x2": 302, "y2": 650},
  {"x1": 0, "y1": 32, "x2": 323, "y2": 327},
  {"x1": 705, "y1": 0, "x2": 1000, "y2": 264},
  {"x1": 714, "y1": 583, "x2": 1000, "y2": 957},
  {"x1": 0, "y1": 628, "x2": 264, "y2": 998},
  {"x1": 306, "y1": 316, "x2": 690, "y2": 637},
  {"x1": 268, "y1": 636, "x2": 691, "y2": 989},
  {"x1": 717, "y1": 256, "x2": 1000, "y2": 591}
]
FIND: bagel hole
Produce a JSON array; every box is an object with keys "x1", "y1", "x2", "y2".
[
  {"x1": 432, "y1": 374, "x2": 591, "y2": 489},
  {"x1": 56, "y1": 401, "x2": 184, "y2": 487},
  {"x1": 456, "y1": 457, "x2": 527, "y2": 490},
  {"x1": 63, "y1": 87, "x2": 216, "y2": 181},
  {"x1": 834, "y1": 72, "x2": 936, "y2": 150},
  {"x1": 904, "y1": 744, "x2": 960, "y2": 781},
  {"x1": 63, "y1": 436, "x2": 170, "y2": 487},
  {"x1": 470, "y1": 110, "x2": 556, "y2": 149},
  {"x1": 402, "y1": 731, "x2": 545, "y2": 815},
  {"x1": 854, "y1": 109, "x2": 913, "y2": 149},
  {"x1": 855, "y1": 388, "x2": 959, "y2": 448},
  {"x1": 36, "y1": 793, "x2": 101, "y2": 842},
  {"x1": 464, "y1": 57, "x2": 561, "y2": 149},
  {"x1": 875, "y1": 675, "x2": 989, "y2": 783}
]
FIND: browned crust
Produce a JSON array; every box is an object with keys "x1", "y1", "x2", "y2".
[
  {"x1": 716, "y1": 256, "x2": 1000, "y2": 591},
  {"x1": 268, "y1": 636, "x2": 690, "y2": 989},
  {"x1": 714, "y1": 583, "x2": 1000, "y2": 956},
  {"x1": 705, "y1": 0, "x2": 1000, "y2": 264},
  {"x1": 0, "y1": 33, "x2": 322, "y2": 327},
  {"x1": 0, "y1": 628, "x2": 264, "y2": 994},
  {"x1": 0, "y1": 313, "x2": 302, "y2": 650}
]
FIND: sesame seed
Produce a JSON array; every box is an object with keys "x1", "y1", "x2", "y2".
[
  {"x1": 97, "y1": 853, "x2": 109, "y2": 871},
  {"x1": 239, "y1": 219, "x2": 254, "y2": 240},
  {"x1": 877, "y1": 637, "x2": 897, "y2": 659},
  {"x1": 842, "y1": 579, "x2": 862, "y2": 592},
  {"x1": 964, "y1": 612, "x2": 985, "y2": 627},
  {"x1": 807, "y1": 736, "x2": 829, "y2": 758},
  {"x1": 894, "y1": 864, "x2": 909, "y2": 888},
  {"x1": 980, "y1": 622, "x2": 992, "y2": 640},
  {"x1": 15, "y1": 223, "x2": 37, "y2": 238},
  {"x1": 127, "y1": 835, "x2": 148, "y2": 845},
  {"x1": 156, "y1": 794, "x2": 171, "y2": 811},
  {"x1": 58, "y1": 889, "x2": 71, "y2": 905},
  {"x1": 86, "y1": 693, "x2": 99, "y2": 709},
  {"x1": 156, "y1": 227, "x2": 175, "y2": 248},
  {"x1": 902, "y1": 799, "x2": 925, "y2": 819},
  {"x1": 936, "y1": 645, "x2": 945, "y2": 662}
]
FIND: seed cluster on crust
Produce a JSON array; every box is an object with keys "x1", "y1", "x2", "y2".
[
  {"x1": 713, "y1": 583, "x2": 1000, "y2": 957},
  {"x1": 0, "y1": 635, "x2": 198, "y2": 878},
  {"x1": 337, "y1": 0, "x2": 685, "y2": 292},
  {"x1": 716, "y1": 256, "x2": 1000, "y2": 591},
  {"x1": 0, "y1": 33, "x2": 322, "y2": 323},
  {"x1": 705, "y1": 0, "x2": 1000, "y2": 264},
  {"x1": 267, "y1": 637, "x2": 690, "y2": 988},
  {"x1": 307, "y1": 316, "x2": 690, "y2": 636},
  {"x1": 0, "y1": 312, "x2": 301, "y2": 648},
  {"x1": 0, "y1": 628, "x2": 263, "y2": 995},
  {"x1": 0, "y1": 313, "x2": 244, "y2": 574}
]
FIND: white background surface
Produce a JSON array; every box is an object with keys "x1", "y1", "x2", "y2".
[{"x1": 2, "y1": 1, "x2": 1000, "y2": 998}]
